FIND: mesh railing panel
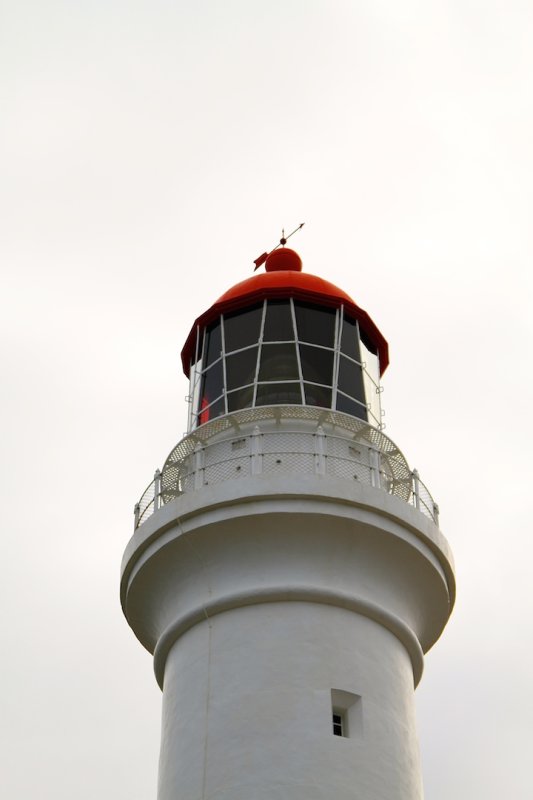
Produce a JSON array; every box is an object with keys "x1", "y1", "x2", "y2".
[
  {"x1": 204, "y1": 454, "x2": 252, "y2": 486},
  {"x1": 262, "y1": 451, "x2": 315, "y2": 476},
  {"x1": 134, "y1": 406, "x2": 438, "y2": 529},
  {"x1": 411, "y1": 474, "x2": 437, "y2": 520},
  {"x1": 136, "y1": 480, "x2": 156, "y2": 527},
  {"x1": 327, "y1": 455, "x2": 373, "y2": 486}
]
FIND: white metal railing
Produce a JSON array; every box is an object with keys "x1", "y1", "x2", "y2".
[{"x1": 133, "y1": 408, "x2": 439, "y2": 530}]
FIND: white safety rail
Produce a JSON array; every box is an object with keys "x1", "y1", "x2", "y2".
[{"x1": 134, "y1": 407, "x2": 439, "y2": 529}]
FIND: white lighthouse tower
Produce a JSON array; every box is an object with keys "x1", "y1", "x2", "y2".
[{"x1": 121, "y1": 243, "x2": 455, "y2": 800}]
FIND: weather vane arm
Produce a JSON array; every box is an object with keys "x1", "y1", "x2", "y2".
[{"x1": 253, "y1": 223, "x2": 305, "y2": 270}]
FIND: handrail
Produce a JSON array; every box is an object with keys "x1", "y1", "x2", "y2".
[{"x1": 133, "y1": 410, "x2": 439, "y2": 530}]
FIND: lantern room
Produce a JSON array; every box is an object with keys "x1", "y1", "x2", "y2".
[{"x1": 181, "y1": 248, "x2": 389, "y2": 432}]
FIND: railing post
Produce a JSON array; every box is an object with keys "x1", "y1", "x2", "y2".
[
  {"x1": 133, "y1": 502, "x2": 140, "y2": 530},
  {"x1": 194, "y1": 443, "x2": 205, "y2": 490},
  {"x1": 314, "y1": 425, "x2": 326, "y2": 475},
  {"x1": 251, "y1": 425, "x2": 263, "y2": 475},
  {"x1": 153, "y1": 468, "x2": 161, "y2": 512},
  {"x1": 412, "y1": 469, "x2": 420, "y2": 510},
  {"x1": 369, "y1": 448, "x2": 381, "y2": 489},
  {"x1": 432, "y1": 502, "x2": 440, "y2": 526}
]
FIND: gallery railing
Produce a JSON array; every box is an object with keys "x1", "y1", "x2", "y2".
[{"x1": 133, "y1": 407, "x2": 439, "y2": 530}]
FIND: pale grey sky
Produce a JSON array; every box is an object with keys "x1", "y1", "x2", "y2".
[{"x1": 1, "y1": 1, "x2": 532, "y2": 798}]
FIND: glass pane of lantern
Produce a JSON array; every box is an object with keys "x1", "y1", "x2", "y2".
[
  {"x1": 227, "y1": 385, "x2": 254, "y2": 412},
  {"x1": 340, "y1": 316, "x2": 361, "y2": 362},
  {"x1": 263, "y1": 300, "x2": 295, "y2": 341},
  {"x1": 200, "y1": 359, "x2": 224, "y2": 412},
  {"x1": 336, "y1": 391, "x2": 367, "y2": 421},
  {"x1": 299, "y1": 344, "x2": 334, "y2": 386},
  {"x1": 198, "y1": 393, "x2": 225, "y2": 425},
  {"x1": 338, "y1": 355, "x2": 365, "y2": 404},
  {"x1": 360, "y1": 335, "x2": 380, "y2": 385},
  {"x1": 188, "y1": 353, "x2": 202, "y2": 414},
  {"x1": 225, "y1": 347, "x2": 259, "y2": 391},
  {"x1": 304, "y1": 383, "x2": 332, "y2": 409},
  {"x1": 294, "y1": 302, "x2": 336, "y2": 347},
  {"x1": 360, "y1": 336, "x2": 382, "y2": 427},
  {"x1": 223, "y1": 304, "x2": 263, "y2": 353},
  {"x1": 205, "y1": 321, "x2": 222, "y2": 366},
  {"x1": 256, "y1": 382, "x2": 302, "y2": 406},
  {"x1": 258, "y1": 343, "x2": 300, "y2": 381}
]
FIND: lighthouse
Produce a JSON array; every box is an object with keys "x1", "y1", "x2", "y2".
[{"x1": 121, "y1": 244, "x2": 455, "y2": 800}]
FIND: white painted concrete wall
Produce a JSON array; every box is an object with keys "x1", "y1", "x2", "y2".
[{"x1": 159, "y1": 603, "x2": 422, "y2": 800}]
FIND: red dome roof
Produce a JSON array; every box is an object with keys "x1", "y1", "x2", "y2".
[
  {"x1": 181, "y1": 258, "x2": 389, "y2": 376},
  {"x1": 217, "y1": 269, "x2": 354, "y2": 306},
  {"x1": 263, "y1": 247, "x2": 303, "y2": 272}
]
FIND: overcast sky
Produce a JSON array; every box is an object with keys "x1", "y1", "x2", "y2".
[{"x1": 1, "y1": 1, "x2": 532, "y2": 798}]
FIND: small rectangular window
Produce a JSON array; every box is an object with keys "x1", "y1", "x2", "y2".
[
  {"x1": 331, "y1": 689, "x2": 362, "y2": 740},
  {"x1": 332, "y1": 712, "x2": 344, "y2": 737}
]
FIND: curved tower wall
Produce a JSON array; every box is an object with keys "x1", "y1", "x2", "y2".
[{"x1": 160, "y1": 606, "x2": 420, "y2": 800}]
